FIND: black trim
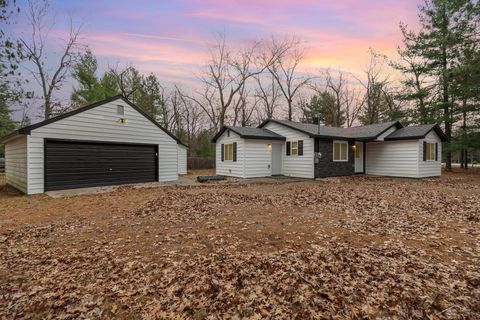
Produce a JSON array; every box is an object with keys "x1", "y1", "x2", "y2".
[
  {"x1": 298, "y1": 140, "x2": 303, "y2": 156},
  {"x1": 221, "y1": 144, "x2": 224, "y2": 161},
  {"x1": 423, "y1": 141, "x2": 427, "y2": 161},
  {"x1": 233, "y1": 142, "x2": 237, "y2": 162},
  {"x1": 435, "y1": 142, "x2": 438, "y2": 161},
  {"x1": 211, "y1": 126, "x2": 286, "y2": 142},
  {"x1": 286, "y1": 141, "x2": 291, "y2": 156},
  {"x1": 0, "y1": 95, "x2": 188, "y2": 147}
]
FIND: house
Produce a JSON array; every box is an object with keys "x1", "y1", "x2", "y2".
[
  {"x1": 212, "y1": 119, "x2": 447, "y2": 179},
  {"x1": 0, "y1": 95, "x2": 187, "y2": 195}
]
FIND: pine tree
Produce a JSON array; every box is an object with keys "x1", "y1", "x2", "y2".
[{"x1": 412, "y1": 0, "x2": 477, "y2": 170}]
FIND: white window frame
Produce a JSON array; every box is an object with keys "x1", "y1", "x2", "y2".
[
  {"x1": 224, "y1": 143, "x2": 234, "y2": 161},
  {"x1": 291, "y1": 141, "x2": 298, "y2": 156},
  {"x1": 333, "y1": 141, "x2": 348, "y2": 162},
  {"x1": 425, "y1": 142, "x2": 436, "y2": 161}
]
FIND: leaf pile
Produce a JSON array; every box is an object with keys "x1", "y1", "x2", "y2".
[{"x1": 1, "y1": 174, "x2": 479, "y2": 319}]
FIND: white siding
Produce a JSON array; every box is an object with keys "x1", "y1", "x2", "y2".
[
  {"x1": 376, "y1": 126, "x2": 398, "y2": 141},
  {"x1": 215, "y1": 131, "x2": 245, "y2": 178},
  {"x1": 418, "y1": 131, "x2": 442, "y2": 177},
  {"x1": 366, "y1": 140, "x2": 419, "y2": 178},
  {"x1": 263, "y1": 122, "x2": 314, "y2": 178},
  {"x1": 243, "y1": 140, "x2": 282, "y2": 178},
  {"x1": 5, "y1": 136, "x2": 28, "y2": 193},
  {"x1": 27, "y1": 99, "x2": 178, "y2": 194},
  {"x1": 177, "y1": 145, "x2": 188, "y2": 175}
]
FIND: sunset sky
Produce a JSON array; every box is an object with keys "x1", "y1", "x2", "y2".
[{"x1": 9, "y1": 0, "x2": 424, "y2": 120}]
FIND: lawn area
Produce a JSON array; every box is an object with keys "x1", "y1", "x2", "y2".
[{"x1": 0, "y1": 172, "x2": 479, "y2": 319}]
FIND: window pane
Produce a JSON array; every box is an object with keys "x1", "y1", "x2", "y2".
[
  {"x1": 333, "y1": 143, "x2": 340, "y2": 160},
  {"x1": 340, "y1": 143, "x2": 347, "y2": 160},
  {"x1": 292, "y1": 141, "x2": 298, "y2": 155}
]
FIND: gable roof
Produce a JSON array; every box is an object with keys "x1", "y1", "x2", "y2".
[
  {"x1": 384, "y1": 124, "x2": 448, "y2": 141},
  {"x1": 0, "y1": 95, "x2": 187, "y2": 146},
  {"x1": 258, "y1": 119, "x2": 402, "y2": 140},
  {"x1": 212, "y1": 126, "x2": 286, "y2": 142}
]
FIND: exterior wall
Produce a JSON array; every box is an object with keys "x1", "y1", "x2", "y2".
[
  {"x1": 215, "y1": 131, "x2": 245, "y2": 178},
  {"x1": 376, "y1": 126, "x2": 398, "y2": 141},
  {"x1": 418, "y1": 131, "x2": 442, "y2": 177},
  {"x1": 366, "y1": 140, "x2": 419, "y2": 178},
  {"x1": 263, "y1": 122, "x2": 314, "y2": 178},
  {"x1": 315, "y1": 139, "x2": 355, "y2": 178},
  {"x1": 5, "y1": 136, "x2": 28, "y2": 193},
  {"x1": 177, "y1": 145, "x2": 188, "y2": 175},
  {"x1": 243, "y1": 140, "x2": 282, "y2": 178},
  {"x1": 27, "y1": 99, "x2": 178, "y2": 194}
]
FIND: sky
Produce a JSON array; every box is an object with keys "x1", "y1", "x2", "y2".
[{"x1": 9, "y1": 0, "x2": 424, "y2": 120}]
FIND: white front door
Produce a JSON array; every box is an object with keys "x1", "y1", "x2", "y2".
[
  {"x1": 271, "y1": 143, "x2": 282, "y2": 175},
  {"x1": 354, "y1": 141, "x2": 364, "y2": 173}
]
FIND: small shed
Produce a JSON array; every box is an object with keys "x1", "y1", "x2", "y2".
[{"x1": 1, "y1": 96, "x2": 187, "y2": 194}]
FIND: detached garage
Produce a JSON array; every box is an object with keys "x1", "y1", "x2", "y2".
[{"x1": 1, "y1": 95, "x2": 187, "y2": 194}]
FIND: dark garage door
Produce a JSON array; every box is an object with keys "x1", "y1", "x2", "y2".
[{"x1": 45, "y1": 140, "x2": 158, "y2": 191}]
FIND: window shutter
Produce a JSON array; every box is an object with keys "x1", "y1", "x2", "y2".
[
  {"x1": 286, "y1": 141, "x2": 291, "y2": 156},
  {"x1": 435, "y1": 142, "x2": 438, "y2": 161},
  {"x1": 298, "y1": 140, "x2": 303, "y2": 156},
  {"x1": 221, "y1": 144, "x2": 224, "y2": 161},
  {"x1": 233, "y1": 142, "x2": 237, "y2": 162},
  {"x1": 423, "y1": 141, "x2": 427, "y2": 161}
]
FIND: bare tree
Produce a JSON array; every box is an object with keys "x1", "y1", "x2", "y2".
[
  {"x1": 355, "y1": 52, "x2": 394, "y2": 125},
  {"x1": 254, "y1": 73, "x2": 281, "y2": 120},
  {"x1": 187, "y1": 33, "x2": 286, "y2": 129},
  {"x1": 232, "y1": 85, "x2": 258, "y2": 127},
  {"x1": 267, "y1": 36, "x2": 311, "y2": 121},
  {"x1": 20, "y1": 0, "x2": 82, "y2": 119},
  {"x1": 343, "y1": 82, "x2": 363, "y2": 128}
]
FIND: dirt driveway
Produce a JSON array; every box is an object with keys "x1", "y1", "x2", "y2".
[{"x1": 0, "y1": 172, "x2": 479, "y2": 319}]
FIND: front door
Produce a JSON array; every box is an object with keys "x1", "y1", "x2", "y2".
[
  {"x1": 271, "y1": 143, "x2": 282, "y2": 175},
  {"x1": 354, "y1": 141, "x2": 364, "y2": 173}
]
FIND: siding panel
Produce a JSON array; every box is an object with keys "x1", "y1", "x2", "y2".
[
  {"x1": 27, "y1": 100, "x2": 178, "y2": 194},
  {"x1": 366, "y1": 140, "x2": 418, "y2": 178},
  {"x1": 5, "y1": 136, "x2": 28, "y2": 193},
  {"x1": 215, "y1": 131, "x2": 245, "y2": 178},
  {"x1": 243, "y1": 140, "x2": 282, "y2": 178},
  {"x1": 418, "y1": 131, "x2": 442, "y2": 177},
  {"x1": 177, "y1": 145, "x2": 187, "y2": 174},
  {"x1": 263, "y1": 122, "x2": 314, "y2": 178}
]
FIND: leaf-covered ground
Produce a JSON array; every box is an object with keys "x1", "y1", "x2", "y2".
[{"x1": 0, "y1": 173, "x2": 479, "y2": 319}]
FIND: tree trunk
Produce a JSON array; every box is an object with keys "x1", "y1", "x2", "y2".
[{"x1": 287, "y1": 99, "x2": 292, "y2": 121}]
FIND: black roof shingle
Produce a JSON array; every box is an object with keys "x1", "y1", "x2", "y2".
[
  {"x1": 258, "y1": 119, "x2": 402, "y2": 140},
  {"x1": 384, "y1": 124, "x2": 448, "y2": 141},
  {"x1": 211, "y1": 126, "x2": 286, "y2": 142}
]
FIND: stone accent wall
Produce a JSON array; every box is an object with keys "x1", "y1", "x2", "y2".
[{"x1": 314, "y1": 139, "x2": 355, "y2": 178}]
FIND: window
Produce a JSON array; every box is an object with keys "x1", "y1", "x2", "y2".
[
  {"x1": 291, "y1": 141, "x2": 298, "y2": 155},
  {"x1": 224, "y1": 143, "x2": 233, "y2": 161},
  {"x1": 333, "y1": 141, "x2": 348, "y2": 161},
  {"x1": 425, "y1": 142, "x2": 436, "y2": 161},
  {"x1": 286, "y1": 140, "x2": 303, "y2": 156},
  {"x1": 117, "y1": 105, "x2": 124, "y2": 115}
]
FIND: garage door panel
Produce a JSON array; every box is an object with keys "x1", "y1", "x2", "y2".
[{"x1": 45, "y1": 140, "x2": 158, "y2": 191}]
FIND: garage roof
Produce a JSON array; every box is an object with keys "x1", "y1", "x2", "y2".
[
  {"x1": 0, "y1": 95, "x2": 187, "y2": 146},
  {"x1": 212, "y1": 126, "x2": 286, "y2": 142}
]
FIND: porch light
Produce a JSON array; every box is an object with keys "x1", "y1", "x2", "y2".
[
  {"x1": 267, "y1": 144, "x2": 272, "y2": 151},
  {"x1": 118, "y1": 118, "x2": 128, "y2": 124}
]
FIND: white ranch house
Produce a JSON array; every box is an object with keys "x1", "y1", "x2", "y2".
[{"x1": 212, "y1": 119, "x2": 447, "y2": 179}]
